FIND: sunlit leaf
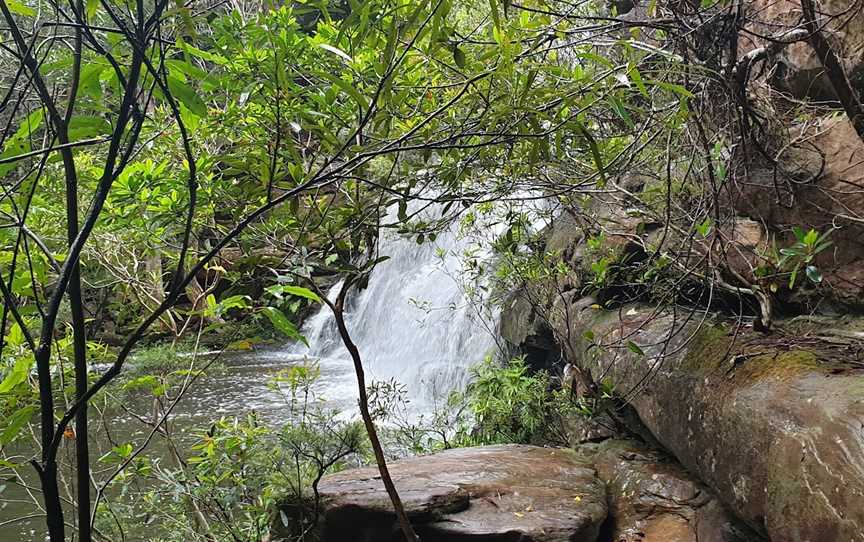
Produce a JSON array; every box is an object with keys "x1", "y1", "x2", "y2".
[
  {"x1": 318, "y1": 43, "x2": 353, "y2": 63},
  {"x1": 6, "y1": 0, "x2": 36, "y2": 17}
]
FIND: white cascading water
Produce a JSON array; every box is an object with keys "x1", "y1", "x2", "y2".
[{"x1": 292, "y1": 215, "x2": 500, "y2": 412}]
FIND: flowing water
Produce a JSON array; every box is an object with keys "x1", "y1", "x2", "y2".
[
  {"x1": 293, "y1": 222, "x2": 499, "y2": 412},
  {"x1": 1, "y1": 213, "x2": 499, "y2": 540}
]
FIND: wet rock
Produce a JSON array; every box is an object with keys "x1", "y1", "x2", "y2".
[
  {"x1": 740, "y1": 0, "x2": 864, "y2": 101},
  {"x1": 579, "y1": 439, "x2": 760, "y2": 542},
  {"x1": 316, "y1": 444, "x2": 607, "y2": 542},
  {"x1": 733, "y1": 117, "x2": 864, "y2": 310},
  {"x1": 557, "y1": 306, "x2": 864, "y2": 541},
  {"x1": 498, "y1": 288, "x2": 560, "y2": 372}
]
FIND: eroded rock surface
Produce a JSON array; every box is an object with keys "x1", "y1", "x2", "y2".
[
  {"x1": 317, "y1": 444, "x2": 607, "y2": 542},
  {"x1": 580, "y1": 439, "x2": 759, "y2": 542},
  {"x1": 740, "y1": 0, "x2": 864, "y2": 100},
  {"x1": 556, "y1": 306, "x2": 864, "y2": 541}
]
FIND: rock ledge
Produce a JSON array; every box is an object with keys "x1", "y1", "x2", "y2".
[{"x1": 317, "y1": 444, "x2": 607, "y2": 542}]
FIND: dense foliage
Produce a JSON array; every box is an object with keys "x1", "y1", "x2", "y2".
[{"x1": 1, "y1": 0, "x2": 860, "y2": 539}]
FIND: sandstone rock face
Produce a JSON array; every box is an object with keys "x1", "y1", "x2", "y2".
[
  {"x1": 559, "y1": 306, "x2": 864, "y2": 541},
  {"x1": 726, "y1": 0, "x2": 864, "y2": 309},
  {"x1": 733, "y1": 117, "x2": 864, "y2": 308},
  {"x1": 313, "y1": 441, "x2": 756, "y2": 542},
  {"x1": 316, "y1": 444, "x2": 607, "y2": 542},
  {"x1": 740, "y1": 0, "x2": 864, "y2": 100},
  {"x1": 581, "y1": 439, "x2": 758, "y2": 542}
]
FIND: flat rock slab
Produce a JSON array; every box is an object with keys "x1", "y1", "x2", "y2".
[{"x1": 317, "y1": 444, "x2": 607, "y2": 542}]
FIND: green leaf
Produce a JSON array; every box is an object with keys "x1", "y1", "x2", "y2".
[
  {"x1": 68, "y1": 116, "x2": 111, "y2": 140},
  {"x1": 6, "y1": 0, "x2": 36, "y2": 17},
  {"x1": 7, "y1": 323, "x2": 25, "y2": 348},
  {"x1": 176, "y1": 38, "x2": 228, "y2": 65},
  {"x1": 626, "y1": 341, "x2": 645, "y2": 356},
  {"x1": 167, "y1": 76, "x2": 207, "y2": 117},
  {"x1": 218, "y1": 295, "x2": 250, "y2": 311},
  {"x1": 265, "y1": 285, "x2": 321, "y2": 303},
  {"x1": 649, "y1": 80, "x2": 694, "y2": 98},
  {"x1": 609, "y1": 96, "x2": 633, "y2": 128},
  {"x1": 0, "y1": 356, "x2": 33, "y2": 394},
  {"x1": 262, "y1": 307, "x2": 308, "y2": 346},
  {"x1": 792, "y1": 226, "x2": 806, "y2": 243},
  {"x1": 99, "y1": 443, "x2": 134, "y2": 464},
  {"x1": 0, "y1": 405, "x2": 37, "y2": 445},
  {"x1": 789, "y1": 265, "x2": 800, "y2": 289},
  {"x1": 317, "y1": 71, "x2": 369, "y2": 111},
  {"x1": 805, "y1": 265, "x2": 823, "y2": 284},
  {"x1": 11, "y1": 109, "x2": 43, "y2": 140},
  {"x1": 573, "y1": 120, "x2": 606, "y2": 186},
  {"x1": 79, "y1": 64, "x2": 106, "y2": 98},
  {"x1": 318, "y1": 43, "x2": 353, "y2": 63},
  {"x1": 453, "y1": 46, "x2": 466, "y2": 68},
  {"x1": 629, "y1": 64, "x2": 649, "y2": 98},
  {"x1": 802, "y1": 229, "x2": 819, "y2": 247},
  {"x1": 166, "y1": 59, "x2": 208, "y2": 81},
  {"x1": 488, "y1": 0, "x2": 501, "y2": 30}
]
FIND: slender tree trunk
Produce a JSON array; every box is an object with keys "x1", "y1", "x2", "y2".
[
  {"x1": 64, "y1": 3, "x2": 92, "y2": 536},
  {"x1": 36, "y1": 461, "x2": 65, "y2": 541},
  {"x1": 70, "y1": 268, "x2": 91, "y2": 541},
  {"x1": 800, "y1": 0, "x2": 864, "y2": 140},
  {"x1": 328, "y1": 279, "x2": 419, "y2": 542}
]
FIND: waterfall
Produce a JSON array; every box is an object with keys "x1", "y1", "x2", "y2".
[{"x1": 291, "y1": 214, "x2": 499, "y2": 412}]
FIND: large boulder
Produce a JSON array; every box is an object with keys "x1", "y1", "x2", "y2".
[
  {"x1": 579, "y1": 439, "x2": 759, "y2": 542},
  {"x1": 556, "y1": 303, "x2": 864, "y2": 541},
  {"x1": 316, "y1": 444, "x2": 608, "y2": 542}
]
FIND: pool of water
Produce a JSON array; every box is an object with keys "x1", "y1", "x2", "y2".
[{"x1": 0, "y1": 346, "x2": 358, "y2": 541}]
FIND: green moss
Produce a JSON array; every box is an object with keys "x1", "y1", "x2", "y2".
[
  {"x1": 679, "y1": 324, "x2": 732, "y2": 373},
  {"x1": 675, "y1": 322, "x2": 825, "y2": 382},
  {"x1": 736, "y1": 349, "x2": 820, "y2": 382}
]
